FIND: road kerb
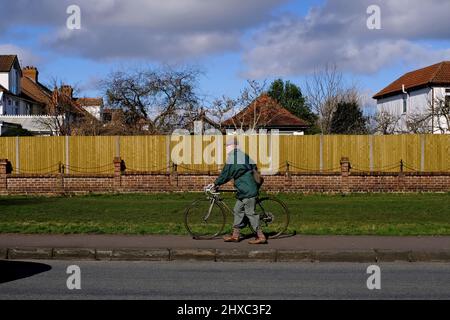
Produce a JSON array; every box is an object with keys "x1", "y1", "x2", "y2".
[
  {"x1": 170, "y1": 249, "x2": 216, "y2": 261},
  {"x1": 276, "y1": 250, "x2": 313, "y2": 262},
  {"x1": 374, "y1": 249, "x2": 413, "y2": 262},
  {"x1": 216, "y1": 249, "x2": 276, "y2": 262},
  {"x1": 409, "y1": 251, "x2": 450, "y2": 262},
  {"x1": 7, "y1": 248, "x2": 53, "y2": 260},
  {"x1": 2, "y1": 247, "x2": 450, "y2": 262},
  {"x1": 111, "y1": 249, "x2": 170, "y2": 261},
  {"x1": 312, "y1": 250, "x2": 377, "y2": 263},
  {"x1": 53, "y1": 248, "x2": 96, "y2": 260}
]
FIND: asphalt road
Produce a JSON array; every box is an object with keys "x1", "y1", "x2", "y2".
[{"x1": 1, "y1": 260, "x2": 450, "y2": 300}]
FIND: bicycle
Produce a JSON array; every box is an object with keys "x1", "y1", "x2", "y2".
[{"x1": 184, "y1": 186, "x2": 290, "y2": 240}]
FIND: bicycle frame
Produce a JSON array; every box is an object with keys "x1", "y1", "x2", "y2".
[
  {"x1": 186, "y1": 188, "x2": 289, "y2": 239},
  {"x1": 204, "y1": 189, "x2": 263, "y2": 220}
]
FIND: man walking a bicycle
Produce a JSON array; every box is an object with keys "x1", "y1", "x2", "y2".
[{"x1": 208, "y1": 138, "x2": 267, "y2": 244}]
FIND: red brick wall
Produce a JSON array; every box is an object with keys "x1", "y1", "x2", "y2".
[{"x1": 1, "y1": 158, "x2": 449, "y2": 194}]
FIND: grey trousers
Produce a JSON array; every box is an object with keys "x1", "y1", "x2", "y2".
[{"x1": 233, "y1": 197, "x2": 259, "y2": 231}]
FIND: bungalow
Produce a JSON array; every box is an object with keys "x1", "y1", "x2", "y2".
[
  {"x1": 373, "y1": 61, "x2": 450, "y2": 134},
  {"x1": 0, "y1": 54, "x2": 104, "y2": 135},
  {"x1": 221, "y1": 94, "x2": 310, "y2": 135}
]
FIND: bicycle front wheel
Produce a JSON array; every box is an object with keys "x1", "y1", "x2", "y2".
[
  {"x1": 184, "y1": 198, "x2": 226, "y2": 239},
  {"x1": 255, "y1": 197, "x2": 290, "y2": 239}
]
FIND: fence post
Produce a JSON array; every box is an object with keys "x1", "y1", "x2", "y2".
[
  {"x1": 319, "y1": 135, "x2": 324, "y2": 172},
  {"x1": 113, "y1": 157, "x2": 123, "y2": 191},
  {"x1": 369, "y1": 135, "x2": 374, "y2": 172},
  {"x1": 340, "y1": 157, "x2": 350, "y2": 194},
  {"x1": 166, "y1": 135, "x2": 171, "y2": 174},
  {"x1": 115, "y1": 136, "x2": 121, "y2": 158},
  {"x1": 0, "y1": 159, "x2": 7, "y2": 193},
  {"x1": 15, "y1": 136, "x2": 20, "y2": 174},
  {"x1": 65, "y1": 136, "x2": 70, "y2": 174},
  {"x1": 420, "y1": 135, "x2": 425, "y2": 172}
]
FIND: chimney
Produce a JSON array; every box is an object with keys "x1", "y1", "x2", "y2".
[
  {"x1": 60, "y1": 85, "x2": 73, "y2": 98},
  {"x1": 22, "y1": 66, "x2": 39, "y2": 83}
]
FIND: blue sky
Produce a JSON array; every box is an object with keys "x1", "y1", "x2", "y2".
[{"x1": 1, "y1": 0, "x2": 449, "y2": 114}]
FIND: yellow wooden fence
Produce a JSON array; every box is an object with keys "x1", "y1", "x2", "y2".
[{"x1": 0, "y1": 135, "x2": 448, "y2": 174}]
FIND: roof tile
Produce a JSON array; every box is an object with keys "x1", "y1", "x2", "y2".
[
  {"x1": 222, "y1": 94, "x2": 309, "y2": 128},
  {"x1": 373, "y1": 61, "x2": 450, "y2": 99}
]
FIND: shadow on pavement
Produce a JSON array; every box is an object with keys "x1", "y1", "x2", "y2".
[{"x1": 0, "y1": 260, "x2": 52, "y2": 284}]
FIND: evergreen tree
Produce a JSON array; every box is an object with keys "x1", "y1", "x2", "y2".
[
  {"x1": 330, "y1": 101, "x2": 367, "y2": 134},
  {"x1": 268, "y1": 79, "x2": 319, "y2": 134}
]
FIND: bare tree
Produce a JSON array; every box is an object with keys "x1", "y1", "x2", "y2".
[
  {"x1": 207, "y1": 96, "x2": 236, "y2": 131},
  {"x1": 207, "y1": 80, "x2": 270, "y2": 132},
  {"x1": 427, "y1": 95, "x2": 450, "y2": 133},
  {"x1": 33, "y1": 81, "x2": 87, "y2": 136},
  {"x1": 401, "y1": 95, "x2": 449, "y2": 134},
  {"x1": 101, "y1": 66, "x2": 201, "y2": 134},
  {"x1": 371, "y1": 109, "x2": 401, "y2": 134},
  {"x1": 405, "y1": 113, "x2": 432, "y2": 134},
  {"x1": 305, "y1": 63, "x2": 360, "y2": 134}
]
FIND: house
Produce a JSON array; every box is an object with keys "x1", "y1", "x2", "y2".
[
  {"x1": 373, "y1": 61, "x2": 450, "y2": 133},
  {"x1": 0, "y1": 56, "x2": 46, "y2": 116},
  {"x1": 75, "y1": 98, "x2": 104, "y2": 121},
  {"x1": 0, "y1": 54, "x2": 104, "y2": 135},
  {"x1": 221, "y1": 94, "x2": 310, "y2": 135}
]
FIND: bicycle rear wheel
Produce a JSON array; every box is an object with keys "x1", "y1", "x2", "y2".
[
  {"x1": 255, "y1": 197, "x2": 290, "y2": 239},
  {"x1": 184, "y1": 198, "x2": 226, "y2": 239}
]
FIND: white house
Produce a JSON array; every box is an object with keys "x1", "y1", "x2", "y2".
[
  {"x1": 0, "y1": 54, "x2": 104, "y2": 135},
  {"x1": 75, "y1": 98, "x2": 104, "y2": 121},
  {"x1": 0, "y1": 55, "x2": 45, "y2": 117},
  {"x1": 373, "y1": 61, "x2": 450, "y2": 134}
]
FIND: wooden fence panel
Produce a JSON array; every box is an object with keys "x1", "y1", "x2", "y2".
[
  {"x1": 425, "y1": 134, "x2": 450, "y2": 172},
  {"x1": 19, "y1": 136, "x2": 65, "y2": 174},
  {"x1": 279, "y1": 135, "x2": 321, "y2": 172},
  {"x1": 68, "y1": 136, "x2": 116, "y2": 174},
  {"x1": 0, "y1": 137, "x2": 16, "y2": 172},
  {"x1": 372, "y1": 135, "x2": 421, "y2": 172},
  {"x1": 0, "y1": 134, "x2": 448, "y2": 174},
  {"x1": 121, "y1": 135, "x2": 167, "y2": 172},
  {"x1": 323, "y1": 135, "x2": 370, "y2": 172}
]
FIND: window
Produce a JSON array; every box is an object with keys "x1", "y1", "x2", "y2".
[
  {"x1": 402, "y1": 96, "x2": 407, "y2": 113},
  {"x1": 445, "y1": 96, "x2": 450, "y2": 108}
]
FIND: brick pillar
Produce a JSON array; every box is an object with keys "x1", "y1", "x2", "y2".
[
  {"x1": 0, "y1": 159, "x2": 7, "y2": 193},
  {"x1": 340, "y1": 157, "x2": 350, "y2": 194},
  {"x1": 113, "y1": 157, "x2": 123, "y2": 191}
]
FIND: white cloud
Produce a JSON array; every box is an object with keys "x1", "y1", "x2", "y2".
[
  {"x1": 0, "y1": 44, "x2": 41, "y2": 66},
  {"x1": 0, "y1": 0, "x2": 287, "y2": 62},
  {"x1": 242, "y1": 0, "x2": 450, "y2": 78}
]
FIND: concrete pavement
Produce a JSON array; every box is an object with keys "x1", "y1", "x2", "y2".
[{"x1": 1, "y1": 234, "x2": 450, "y2": 262}]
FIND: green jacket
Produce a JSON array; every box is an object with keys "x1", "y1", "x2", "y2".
[{"x1": 214, "y1": 149, "x2": 258, "y2": 200}]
